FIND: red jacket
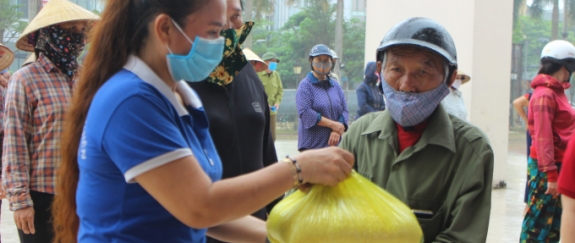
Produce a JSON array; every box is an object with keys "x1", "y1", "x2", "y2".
[{"x1": 528, "y1": 74, "x2": 575, "y2": 182}]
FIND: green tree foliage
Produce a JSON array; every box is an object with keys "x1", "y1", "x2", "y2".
[
  {"x1": 514, "y1": 15, "x2": 575, "y2": 79},
  {"x1": 342, "y1": 18, "x2": 366, "y2": 84},
  {"x1": 0, "y1": 0, "x2": 26, "y2": 43},
  {"x1": 248, "y1": 0, "x2": 365, "y2": 89}
]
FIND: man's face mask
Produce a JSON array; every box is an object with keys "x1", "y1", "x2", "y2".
[
  {"x1": 379, "y1": 53, "x2": 450, "y2": 127},
  {"x1": 268, "y1": 62, "x2": 278, "y2": 71}
]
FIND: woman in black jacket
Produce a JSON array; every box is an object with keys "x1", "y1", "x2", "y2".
[
  {"x1": 187, "y1": 4, "x2": 279, "y2": 242},
  {"x1": 356, "y1": 61, "x2": 385, "y2": 118}
]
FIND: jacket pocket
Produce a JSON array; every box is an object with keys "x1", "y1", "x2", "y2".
[
  {"x1": 408, "y1": 198, "x2": 445, "y2": 242},
  {"x1": 418, "y1": 207, "x2": 445, "y2": 239}
]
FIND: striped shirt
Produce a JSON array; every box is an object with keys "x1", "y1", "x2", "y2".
[{"x1": 2, "y1": 53, "x2": 74, "y2": 210}]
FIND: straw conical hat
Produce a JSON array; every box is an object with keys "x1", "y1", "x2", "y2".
[
  {"x1": 16, "y1": 0, "x2": 100, "y2": 52},
  {"x1": 457, "y1": 70, "x2": 471, "y2": 84},
  {"x1": 243, "y1": 48, "x2": 267, "y2": 67},
  {"x1": 0, "y1": 43, "x2": 15, "y2": 70},
  {"x1": 22, "y1": 53, "x2": 36, "y2": 67}
]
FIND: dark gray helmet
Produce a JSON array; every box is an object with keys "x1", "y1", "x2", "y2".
[
  {"x1": 309, "y1": 44, "x2": 333, "y2": 58},
  {"x1": 376, "y1": 17, "x2": 457, "y2": 82}
]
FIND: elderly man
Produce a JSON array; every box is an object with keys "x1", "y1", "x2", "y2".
[
  {"x1": 340, "y1": 17, "x2": 494, "y2": 243},
  {"x1": 257, "y1": 52, "x2": 283, "y2": 141}
]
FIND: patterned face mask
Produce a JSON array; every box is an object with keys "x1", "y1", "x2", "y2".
[
  {"x1": 36, "y1": 25, "x2": 85, "y2": 78},
  {"x1": 380, "y1": 75, "x2": 450, "y2": 127},
  {"x1": 205, "y1": 22, "x2": 254, "y2": 86}
]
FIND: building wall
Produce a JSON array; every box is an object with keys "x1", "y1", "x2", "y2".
[{"x1": 365, "y1": 0, "x2": 513, "y2": 185}]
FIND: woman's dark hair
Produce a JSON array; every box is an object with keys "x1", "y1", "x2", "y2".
[
  {"x1": 538, "y1": 60, "x2": 564, "y2": 75},
  {"x1": 53, "y1": 0, "x2": 207, "y2": 242}
]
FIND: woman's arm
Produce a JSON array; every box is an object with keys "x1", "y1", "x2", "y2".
[
  {"x1": 207, "y1": 215, "x2": 266, "y2": 243},
  {"x1": 512, "y1": 95, "x2": 529, "y2": 122},
  {"x1": 135, "y1": 147, "x2": 353, "y2": 229},
  {"x1": 317, "y1": 117, "x2": 345, "y2": 134},
  {"x1": 531, "y1": 95, "x2": 559, "y2": 182},
  {"x1": 562, "y1": 196, "x2": 575, "y2": 243}
]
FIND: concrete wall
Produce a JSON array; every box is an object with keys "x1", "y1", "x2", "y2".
[{"x1": 365, "y1": 0, "x2": 513, "y2": 185}]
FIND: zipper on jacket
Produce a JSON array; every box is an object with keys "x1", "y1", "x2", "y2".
[
  {"x1": 224, "y1": 85, "x2": 244, "y2": 174},
  {"x1": 322, "y1": 85, "x2": 336, "y2": 121}
]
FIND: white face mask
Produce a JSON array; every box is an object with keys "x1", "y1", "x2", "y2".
[{"x1": 452, "y1": 79, "x2": 462, "y2": 90}]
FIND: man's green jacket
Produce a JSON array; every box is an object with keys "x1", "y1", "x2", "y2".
[{"x1": 340, "y1": 105, "x2": 494, "y2": 243}]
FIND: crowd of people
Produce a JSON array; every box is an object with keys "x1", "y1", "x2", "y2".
[{"x1": 0, "y1": 0, "x2": 572, "y2": 242}]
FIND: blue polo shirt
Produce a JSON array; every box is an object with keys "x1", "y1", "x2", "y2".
[{"x1": 76, "y1": 56, "x2": 222, "y2": 242}]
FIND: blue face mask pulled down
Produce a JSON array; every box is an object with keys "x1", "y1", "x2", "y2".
[
  {"x1": 268, "y1": 62, "x2": 278, "y2": 71},
  {"x1": 166, "y1": 20, "x2": 225, "y2": 82}
]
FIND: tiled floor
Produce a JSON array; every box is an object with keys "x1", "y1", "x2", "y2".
[{"x1": 0, "y1": 137, "x2": 530, "y2": 243}]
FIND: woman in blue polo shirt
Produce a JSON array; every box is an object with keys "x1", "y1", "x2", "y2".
[{"x1": 51, "y1": 1, "x2": 354, "y2": 243}]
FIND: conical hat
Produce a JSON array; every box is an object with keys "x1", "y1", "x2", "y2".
[
  {"x1": 0, "y1": 43, "x2": 15, "y2": 70},
  {"x1": 22, "y1": 53, "x2": 36, "y2": 67},
  {"x1": 243, "y1": 48, "x2": 267, "y2": 67},
  {"x1": 457, "y1": 70, "x2": 471, "y2": 84},
  {"x1": 16, "y1": 0, "x2": 100, "y2": 52}
]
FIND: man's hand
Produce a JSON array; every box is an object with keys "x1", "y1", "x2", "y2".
[
  {"x1": 331, "y1": 122, "x2": 345, "y2": 135},
  {"x1": 0, "y1": 75, "x2": 8, "y2": 88},
  {"x1": 14, "y1": 207, "x2": 35, "y2": 234},
  {"x1": 274, "y1": 104, "x2": 280, "y2": 110},
  {"x1": 546, "y1": 182, "x2": 559, "y2": 197},
  {"x1": 328, "y1": 131, "x2": 341, "y2": 146},
  {"x1": 0, "y1": 187, "x2": 5, "y2": 199}
]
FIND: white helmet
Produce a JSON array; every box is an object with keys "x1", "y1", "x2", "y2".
[
  {"x1": 541, "y1": 40, "x2": 575, "y2": 72},
  {"x1": 330, "y1": 49, "x2": 339, "y2": 59}
]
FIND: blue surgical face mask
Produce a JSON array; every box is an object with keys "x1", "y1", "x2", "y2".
[
  {"x1": 268, "y1": 62, "x2": 278, "y2": 71},
  {"x1": 166, "y1": 19, "x2": 225, "y2": 82}
]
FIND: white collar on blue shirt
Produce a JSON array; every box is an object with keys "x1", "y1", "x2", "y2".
[{"x1": 123, "y1": 55, "x2": 203, "y2": 116}]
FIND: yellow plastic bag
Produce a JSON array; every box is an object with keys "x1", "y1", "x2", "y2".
[{"x1": 267, "y1": 172, "x2": 423, "y2": 243}]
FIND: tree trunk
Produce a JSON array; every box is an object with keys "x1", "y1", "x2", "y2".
[
  {"x1": 244, "y1": 0, "x2": 254, "y2": 49},
  {"x1": 334, "y1": 0, "x2": 344, "y2": 96},
  {"x1": 0, "y1": 29, "x2": 4, "y2": 44},
  {"x1": 552, "y1": 0, "x2": 559, "y2": 40},
  {"x1": 564, "y1": 0, "x2": 570, "y2": 39}
]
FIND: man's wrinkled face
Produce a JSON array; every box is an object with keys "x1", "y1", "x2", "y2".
[
  {"x1": 377, "y1": 46, "x2": 452, "y2": 93},
  {"x1": 226, "y1": 0, "x2": 243, "y2": 29}
]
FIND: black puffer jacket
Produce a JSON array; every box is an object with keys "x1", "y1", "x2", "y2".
[{"x1": 188, "y1": 63, "x2": 279, "y2": 224}]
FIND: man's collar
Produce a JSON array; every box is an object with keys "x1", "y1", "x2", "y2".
[
  {"x1": 360, "y1": 104, "x2": 456, "y2": 153},
  {"x1": 307, "y1": 72, "x2": 334, "y2": 87}
]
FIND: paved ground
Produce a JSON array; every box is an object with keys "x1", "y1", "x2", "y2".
[{"x1": 0, "y1": 132, "x2": 530, "y2": 242}]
